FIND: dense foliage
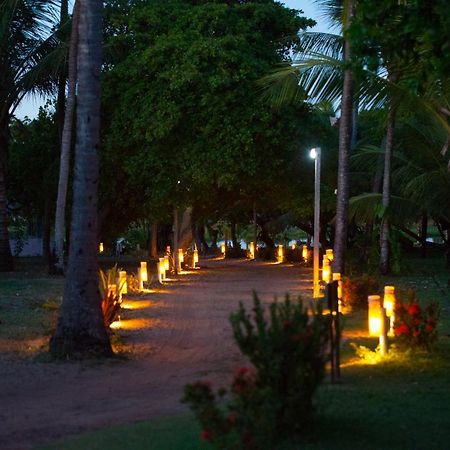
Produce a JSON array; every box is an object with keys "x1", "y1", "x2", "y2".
[{"x1": 182, "y1": 294, "x2": 330, "y2": 449}]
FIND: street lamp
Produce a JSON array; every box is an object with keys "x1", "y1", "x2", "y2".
[{"x1": 310, "y1": 147, "x2": 321, "y2": 298}]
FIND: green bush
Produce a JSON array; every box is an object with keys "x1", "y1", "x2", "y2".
[
  {"x1": 342, "y1": 275, "x2": 380, "y2": 311},
  {"x1": 182, "y1": 293, "x2": 330, "y2": 449}
]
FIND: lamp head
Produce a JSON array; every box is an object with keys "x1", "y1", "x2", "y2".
[{"x1": 310, "y1": 148, "x2": 318, "y2": 159}]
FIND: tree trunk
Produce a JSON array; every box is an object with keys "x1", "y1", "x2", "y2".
[
  {"x1": 230, "y1": 220, "x2": 238, "y2": 249},
  {"x1": 0, "y1": 120, "x2": 13, "y2": 271},
  {"x1": 54, "y1": 1, "x2": 80, "y2": 274},
  {"x1": 379, "y1": 88, "x2": 397, "y2": 275},
  {"x1": 50, "y1": 0, "x2": 112, "y2": 358},
  {"x1": 42, "y1": 199, "x2": 52, "y2": 263},
  {"x1": 150, "y1": 223, "x2": 158, "y2": 258},
  {"x1": 56, "y1": 0, "x2": 69, "y2": 143},
  {"x1": 173, "y1": 209, "x2": 179, "y2": 273},
  {"x1": 333, "y1": 0, "x2": 354, "y2": 275},
  {"x1": 420, "y1": 214, "x2": 428, "y2": 258}
]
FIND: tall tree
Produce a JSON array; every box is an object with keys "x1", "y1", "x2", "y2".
[
  {"x1": 50, "y1": 0, "x2": 112, "y2": 358},
  {"x1": 333, "y1": 0, "x2": 354, "y2": 274},
  {"x1": 0, "y1": 0, "x2": 60, "y2": 271},
  {"x1": 54, "y1": 1, "x2": 80, "y2": 273}
]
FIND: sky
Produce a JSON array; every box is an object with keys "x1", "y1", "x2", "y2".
[{"x1": 15, "y1": 0, "x2": 331, "y2": 119}]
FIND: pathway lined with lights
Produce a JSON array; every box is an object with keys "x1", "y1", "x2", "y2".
[{"x1": 0, "y1": 258, "x2": 312, "y2": 450}]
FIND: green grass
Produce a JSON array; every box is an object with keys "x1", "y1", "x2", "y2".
[
  {"x1": 0, "y1": 262, "x2": 63, "y2": 344},
  {"x1": 3, "y1": 255, "x2": 449, "y2": 449},
  {"x1": 38, "y1": 416, "x2": 206, "y2": 450}
]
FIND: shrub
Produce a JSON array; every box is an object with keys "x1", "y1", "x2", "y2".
[
  {"x1": 182, "y1": 293, "x2": 330, "y2": 449},
  {"x1": 99, "y1": 265, "x2": 125, "y2": 327},
  {"x1": 341, "y1": 275, "x2": 380, "y2": 310},
  {"x1": 394, "y1": 291, "x2": 439, "y2": 350}
]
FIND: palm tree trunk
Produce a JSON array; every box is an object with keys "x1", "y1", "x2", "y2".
[
  {"x1": 150, "y1": 223, "x2": 158, "y2": 258},
  {"x1": 379, "y1": 92, "x2": 397, "y2": 274},
  {"x1": 56, "y1": 0, "x2": 69, "y2": 143},
  {"x1": 0, "y1": 120, "x2": 13, "y2": 271},
  {"x1": 50, "y1": 0, "x2": 111, "y2": 358},
  {"x1": 54, "y1": 2, "x2": 79, "y2": 274},
  {"x1": 333, "y1": 0, "x2": 354, "y2": 275}
]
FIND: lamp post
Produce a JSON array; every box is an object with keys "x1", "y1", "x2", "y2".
[{"x1": 310, "y1": 147, "x2": 321, "y2": 298}]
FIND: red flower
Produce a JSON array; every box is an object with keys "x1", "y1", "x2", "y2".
[
  {"x1": 395, "y1": 324, "x2": 409, "y2": 336},
  {"x1": 235, "y1": 367, "x2": 249, "y2": 377},
  {"x1": 200, "y1": 430, "x2": 213, "y2": 441},
  {"x1": 426, "y1": 324, "x2": 435, "y2": 333},
  {"x1": 413, "y1": 330, "x2": 420, "y2": 338},
  {"x1": 408, "y1": 304, "x2": 421, "y2": 316}
]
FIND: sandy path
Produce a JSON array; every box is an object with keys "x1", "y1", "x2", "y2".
[{"x1": 0, "y1": 258, "x2": 312, "y2": 450}]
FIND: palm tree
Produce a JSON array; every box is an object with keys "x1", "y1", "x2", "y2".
[
  {"x1": 50, "y1": 0, "x2": 112, "y2": 358},
  {"x1": 0, "y1": 0, "x2": 61, "y2": 271},
  {"x1": 54, "y1": 1, "x2": 79, "y2": 273}
]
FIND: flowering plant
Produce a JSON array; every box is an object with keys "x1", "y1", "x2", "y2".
[
  {"x1": 182, "y1": 293, "x2": 330, "y2": 449},
  {"x1": 394, "y1": 292, "x2": 439, "y2": 350}
]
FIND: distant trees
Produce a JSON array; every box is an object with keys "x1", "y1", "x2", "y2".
[
  {"x1": 0, "y1": 0, "x2": 61, "y2": 270},
  {"x1": 99, "y1": 0, "x2": 316, "y2": 237}
]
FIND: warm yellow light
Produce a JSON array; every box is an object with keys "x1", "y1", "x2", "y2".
[
  {"x1": 99, "y1": 242, "x2": 104, "y2": 253},
  {"x1": 164, "y1": 255, "x2": 170, "y2": 272},
  {"x1": 291, "y1": 243, "x2": 296, "y2": 250},
  {"x1": 383, "y1": 285, "x2": 396, "y2": 317},
  {"x1": 332, "y1": 272, "x2": 342, "y2": 298},
  {"x1": 140, "y1": 261, "x2": 148, "y2": 282},
  {"x1": 326, "y1": 249, "x2": 334, "y2": 262},
  {"x1": 119, "y1": 270, "x2": 127, "y2": 295},
  {"x1": 178, "y1": 248, "x2": 184, "y2": 263},
  {"x1": 248, "y1": 242, "x2": 255, "y2": 260},
  {"x1": 277, "y1": 245, "x2": 284, "y2": 263},
  {"x1": 302, "y1": 245, "x2": 308, "y2": 262},
  {"x1": 158, "y1": 257, "x2": 166, "y2": 283},
  {"x1": 193, "y1": 249, "x2": 199, "y2": 266},
  {"x1": 368, "y1": 295, "x2": 382, "y2": 336},
  {"x1": 166, "y1": 245, "x2": 171, "y2": 254},
  {"x1": 220, "y1": 243, "x2": 226, "y2": 255},
  {"x1": 322, "y1": 257, "x2": 331, "y2": 283}
]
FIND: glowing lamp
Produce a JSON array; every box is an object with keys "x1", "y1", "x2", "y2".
[
  {"x1": 220, "y1": 243, "x2": 226, "y2": 255},
  {"x1": 326, "y1": 249, "x2": 334, "y2": 262},
  {"x1": 277, "y1": 245, "x2": 284, "y2": 263},
  {"x1": 322, "y1": 257, "x2": 331, "y2": 283},
  {"x1": 193, "y1": 249, "x2": 199, "y2": 268},
  {"x1": 291, "y1": 243, "x2": 296, "y2": 250},
  {"x1": 302, "y1": 245, "x2": 309, "y2": 262},
  {"x1": 178, "y1": 248, "x2": 184, "y2": 263},
  {"x1": 332, "y1": 272, "x2": 342, "y2": 312},
  {"x1": 332, "y1": 272, "x2": 342, "y2": 299},
  {"x1": 158, "y1": 257, "x2": 166, "y2": 283},
  {"x1": 368, "y1": 295, "x2": 382, "y2": 336},
  {"x1": 99, "y1": 242, "x2": 104, "y2": 253},
  {"x1": 248, "y1": 242, "x2": 255, "y2": 260},
  {"x1": 140, "y1": 262, "x2": 148, "y2": 282},
  {"x1": 164, "y1": 255, "x2": 170, "y2": 272},
  {"x1": 383, "y1": 285, "x2": 396, "y2": 317},
  {"x1": 383, "y1": 285, "x2": 396, "y2": 335},
  {"x1": 302, "y1": 245, "x2": 308, "y2": 262},
  {"x1": 119, "y1": 270, "x2": 127, "y2": 296}
]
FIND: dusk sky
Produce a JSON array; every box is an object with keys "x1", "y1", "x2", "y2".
[{"x1": 15, "y1": 0, "x2": 331, "y2": 119}]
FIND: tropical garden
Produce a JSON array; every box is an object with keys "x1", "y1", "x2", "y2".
[{"x1": 0, "y1": 0, "x2": 449, "y2": 449}]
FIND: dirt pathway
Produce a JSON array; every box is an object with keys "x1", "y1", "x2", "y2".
[{"x1": 0, "y1": 258, "x2": 312, "y2": 450}]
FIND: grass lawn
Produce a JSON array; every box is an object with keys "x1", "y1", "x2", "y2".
[{"x1": 2, "y1": 255, "x2": 450, "y2": 449}]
